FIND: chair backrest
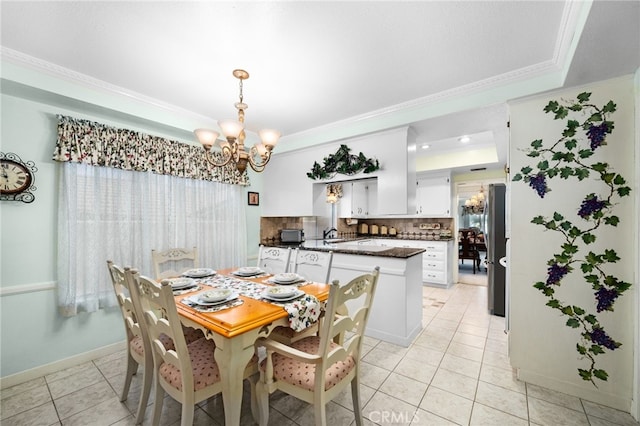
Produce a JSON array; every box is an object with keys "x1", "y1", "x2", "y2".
[
  {"x1": 152, "y1": 247, "x2": 199, "y2": 279},
  {"x1": 316, "y1": 267, "x2": 380, "y2": 376},
  {"x1": 458, "y1": 228, "x2": 478, "y2": 259},
  {"x1": 107, "y1": 260, "x2": 142, "y2": 345},
  {"x1": 126, "y1": 269, "x2": 194, "y2": 391},
  {"x1": 292, "y1": 249, "x2": 333, "y2": 283},
  {"x1": 256, "y1": 245, "x2": 292, "y2": 274}
]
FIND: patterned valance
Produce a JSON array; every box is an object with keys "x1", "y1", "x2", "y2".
[{"x1": 52, "y1": 115, "x2": 250, "y2": 185}]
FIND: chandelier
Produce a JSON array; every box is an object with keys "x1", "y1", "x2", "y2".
[
  {"x1": 462, "y1": 185, "x2": 485, "y2": 215},
  {"x1": 194, "y1": 69, "x2": 281, "y2": 174}
]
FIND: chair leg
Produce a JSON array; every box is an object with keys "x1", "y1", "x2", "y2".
[
  {"x1": 351, "y1": 375, "x2": 363, "y2": 426},
  {"x1": 151, "y1": 379, "x2": 165, "y2": 426},
  {"x1": 121, "y1": 353, "x2": 137, "y2": 402},
  {"x1": 134, "y1": 360, "x2": 153, "y2": 424},
  {"x1": 180, "y1": 401, "x2": 194, "y2": 426},
  {"x1": 248, "y1": 374, "x2": 259, "y2": 423}
]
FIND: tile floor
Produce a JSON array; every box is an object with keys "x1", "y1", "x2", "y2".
[{"x1": 2, "y1": 280, "x2": 639, "y2": 426}]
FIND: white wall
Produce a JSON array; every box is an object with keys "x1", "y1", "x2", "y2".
[{"x1": 508, "y1": 75, "x2": 637, "y2": 410}]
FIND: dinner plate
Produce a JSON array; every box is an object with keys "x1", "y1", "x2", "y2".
[
  {"x1": 263, "y1": 289, "x2": 304, "y2": 302},
  {"x1": 273, "y1": 272, "x2": 302, "y2": 284},
  {"x1": 198, "y1": 288, "x2": 233, "y2": 303},
  {"x1": 168, "y1": 277, "x2": 196, "y2": 289},
  {"x1": 187, "y1": 292, "x2": 238, "y2": 306},
  {"x1": 182, "y1": 268, "x2": 216, "y2": 278},
  {"x1": 264, "y1": 286, "x2": 297, "y2": 299},
  {"x1": 233, "y1": 266, "x2": 262, "y2": 276}
]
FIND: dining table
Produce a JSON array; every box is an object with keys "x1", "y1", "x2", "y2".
[{"x1": 172, "y1": 267, "x2": 331, "y2": 426}]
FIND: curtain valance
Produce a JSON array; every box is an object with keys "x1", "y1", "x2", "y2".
[{"x1": 52, "y1": 114, "x2": 249, "y2": 185}]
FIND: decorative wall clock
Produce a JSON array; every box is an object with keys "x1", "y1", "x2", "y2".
[{"x1": 1, "y1": 152, "x2": 38, "y2": 203}]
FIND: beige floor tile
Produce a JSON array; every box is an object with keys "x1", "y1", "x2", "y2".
[
  {"x1": 474, "y1": 381, "x2": 528, "y2": 419},
  {"x1": 1, "y1": 401, "x2": 60, "y2": 426},
  {"x1": 439, "y1": 353, "x2": 481, "y2": 379},
  {"x1": 1, "y1": 382, "x2": 52, "y2": 420},
  {"x1": 376, "y1": 341, "x2": 410, "y2": 356},
  {"x1": 419, "y1": 386, "x2": 473, "y2": 425},
  {"x1": 363, "y1": 391, "x2": 419, "y2": 426},
  {"x1": 54, "y1": 380, "x2": 118, "y2": 420},
  {"x1": 479, "y1": 364, "x2": 525, "y2": 394},
  {"x1": 428, "y1": 318, "x2": 460, "y2": 331},
  {"x1": 528, "y1": 396, "x2": 589, "y2": 426},
  {"x1": 456, "y1": 323, "x2": 489, "y2": 338},
  {"x1": 525, "y1": 383, "x2": 583, "y2": 412},
  {"x1": 582, "y1": 400, "x2": 640, "y2": 426},
  {"x1": 452, "y1": 331, "x2": 486, "y2": 349},
  {"x1": 379, "y1": 372, "x2": 428, "y2": 407},
  {"x1": 393, "y1": 357, "x2": 437, "y2": 384},
  {"x1": 403, "y1": 345, "x2": 444, "y2": 367},
  {"x1": 446, "y1": 341, "x2": 484, "y2": 362},
  {"x1": 484, "y1": 337, "x2": 508, "y2": 354},
  {"x1": 47, "y1": 365, "x2": 106, "y2": 400},
  {"x1": 333, "y1": 383, "x2": 376, "y2": 412},
  {"x1": 422, "y1": 325, "x2": 456, "y2": 340},
  {"x1": 44, "y1": 362, "x2": 95, "y2": 384},
  {"x1": 412, "y1": 333, "x2": 451, "y2": 352},
  {"x1": 359, "y1": 361, "x2": 392, "y2": 389},
  {"x1": 296, "y1": 401, "x2": 358, "y2": 426},
  {"x1": 430, "y1": 368, "x2": 478, "y2": 400},
  {"x1": 410, "y1": 408, "x2": 457, "y2": 425},
  {"x1": 481, "y1": 348, "x2": 512, "y2": 371},
  {"x1": 60, "y1": 396, "x2": 132, "y2": 426},
  {"x1": 470, "y1": 402, "x2": 529, "y2": 426},
  {"x1": 362, "y1": 347, "x2": 404, "y2": 371},
  {"x1": 0, "y1": 377, "x2": 47, "y2": 401},
  {"x1": 587, "y1": 415, "x2": 640, "y2": 426}
]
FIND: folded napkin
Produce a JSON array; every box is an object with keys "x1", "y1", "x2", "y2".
[
  {"x1": 265, "y1": 277, "x2": 308, "y2": 286},
  {"x1": 281, "y1": 295, "x2": 323, "y2": 332},
  {"x1": 172, "y1": 285, "x2": 202, "y2": 296}
]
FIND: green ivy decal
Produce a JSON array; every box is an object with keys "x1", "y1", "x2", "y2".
[
  {"x1": 307, "y1": 144, "x2": 379, "y2": 180},
  {"x1": 513, "y1": 92, "x2": 631, "y2": 385}
]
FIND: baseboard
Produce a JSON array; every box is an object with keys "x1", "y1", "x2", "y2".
[
  {"x1": 516, "y1": 367, "x2": 632, "y2": 413},
  {"x1": 0, "y1": 340, "x2": 126, "y2": 389}
]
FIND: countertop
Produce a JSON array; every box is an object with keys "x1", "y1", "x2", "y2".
[{"x1": 263, "y1": 238, "x2": 425, "y2": 259}]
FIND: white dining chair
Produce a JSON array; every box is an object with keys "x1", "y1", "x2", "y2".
[
  {"x1": 255, "y1": 267, "x2": 381, "y2": 426},
  {"x1": 269, "y1": 249, "x2": 334, "y2": 344},
  {"x1": 256, "y1": 245, "x2": 292, "y2": 274},
  {"x1": 292, "y1": 249, "x2": 333, "y2": 284},
  {"x1": 152, "y1": 247, "x2": 199, "y2": 279},
  {"x1": 126, "y1": 268, "x2": 258, "y2": 426}
]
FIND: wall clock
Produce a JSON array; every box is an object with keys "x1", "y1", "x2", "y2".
[{"x1": 1, "y1": 152, "x2": 38, "y2": 203}]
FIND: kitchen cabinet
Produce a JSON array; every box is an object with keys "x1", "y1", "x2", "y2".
[
  {"x1": 374, "y1": 239, "x2": 453, "y2": 288},
  {"x1": 416, "y1": 174, "x2": 452, "y2": 217},
  {"x1": 339, "y1": 179, "x2": 377, "y2": 218}
]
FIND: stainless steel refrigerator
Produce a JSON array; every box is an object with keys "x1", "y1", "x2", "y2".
[{"x1": 486, "y1": 183, "x2": 506, "y2": 317}]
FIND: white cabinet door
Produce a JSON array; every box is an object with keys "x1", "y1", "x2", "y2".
[
  {"x1": 416, "y1": 174, "x2": 452, "y2": 217},
  {"x1": 338, "y1": 179, "x2": 375, "y2": 218}
]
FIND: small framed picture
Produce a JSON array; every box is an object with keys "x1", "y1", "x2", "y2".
[{"x1": 248, "y1": 191, "x2": 260, "y2": 206}]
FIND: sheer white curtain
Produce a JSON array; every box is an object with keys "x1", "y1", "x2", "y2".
[{"x1": 57, "y1": 162, "x2": 247, "y2": 316}]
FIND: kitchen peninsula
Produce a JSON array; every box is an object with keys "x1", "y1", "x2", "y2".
[{"x1": 266, "y1": 239, "x2": 425, "y2": 347}]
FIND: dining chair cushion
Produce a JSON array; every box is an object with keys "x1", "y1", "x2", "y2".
[
  {"x1": 260, "y1": 336, "x2": 355, "y2": 392},
  {"x1": 158, "y1": 338, "x2": 221, "y2": 392}
]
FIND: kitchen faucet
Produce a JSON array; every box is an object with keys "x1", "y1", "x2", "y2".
[{"x1": 323, "y1": 228, "x2": 337, "y2": 240}]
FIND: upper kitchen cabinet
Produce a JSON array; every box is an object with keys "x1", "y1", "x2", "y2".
[
  {"x1": 416, "y1": 173, "x2": 452, "y2": 217},
  {"x1": 339, "y1": 179, "x2": 377, "y2": 218},
  {"x1": 262, "y1": 127, "x2": 416, "y2": 217}
]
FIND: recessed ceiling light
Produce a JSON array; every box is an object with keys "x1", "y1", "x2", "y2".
[
  {"x1": 421, "y1": 144, "x2": 430, "y2": 149},
  {"x1": 458, "y1": 135, "x2": 471, "y2": 143}
]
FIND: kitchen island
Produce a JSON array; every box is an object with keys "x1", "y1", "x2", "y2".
[{"x1": 266, "y1": 239, "x2": 425, "y2": 347}]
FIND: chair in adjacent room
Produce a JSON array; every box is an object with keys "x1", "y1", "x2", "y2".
[
  {"x1": 151, "y1": 247, "x2": 199, "y2": 279},
  {"x1": 106, "y1": 260, "x2": 153, "y2": 425},
  {"x1": 270, "y1": 249, "x2": 334, "y2": 344},
  {"x1": 254, "y1": 267, "x2": 380, "y2": 426},
  {"x1": 459, "y1": 228, "x2": 481, "y2": 274},
  {"x1": 256, "y1": 245, "x2": 292, "y2": 274},
  {"x1": 126, "y1": 269, "x2": 258, "y2": 426}
]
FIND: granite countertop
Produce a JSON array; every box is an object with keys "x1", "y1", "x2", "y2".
[{"x1": 263, "y1": 239, "x2": 425, "y2": 259}]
